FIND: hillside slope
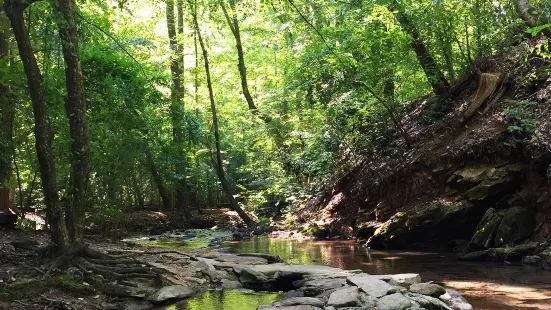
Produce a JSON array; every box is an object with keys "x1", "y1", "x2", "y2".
[{"x1": 295, "y1": 47, "x2": 551, "y2": 263}]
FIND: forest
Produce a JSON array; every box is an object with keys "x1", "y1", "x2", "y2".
[{"x1": 0, "y1": 0, "x2": 551, "y2": 309}]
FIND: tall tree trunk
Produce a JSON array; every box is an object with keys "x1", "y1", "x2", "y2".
[
  {"x1": 4, "y1": 0, "x2": 69, "y2": 250},
  {"x1": 50, "y1": 0, "x2": 90, "y2": 245},
  {"x1": 145, "y1": 147, "x2": 173, "y2": 210},
  {"x1": 166, "y1": 0, "x2": 190, "y2": 214},
  {"x1": 189, "y1": 0, "x2": 255, "y2": 227},
  {"x1": 513, "y1": 0, "x2": 551, "y2": 37},
  {"x1": 220, "y1": 2, "x2": 265, "y2": 119},
  {"x1": 0, "y1": 4, "x2": 14, "y2": 213},
  {"x1": 393, "y1": 9, "x2": 450, "y2": 96}
]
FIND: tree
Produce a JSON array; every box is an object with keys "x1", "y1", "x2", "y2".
[
  {"x1": 392, "y1": 6, "x2": 450, "y2": 97},
  {"x1": 189, "y1": 0, "x2": 255, "y2": 227},
  {"x1": 49, "y1": 0, "x2": 90, "y2": 245},
  {"x1": 4, "y1": 0, "x2": 69, "y2": 251},
  {"x1": 166, "y1": 0, "x2": 190, "y2": 213},
  {"x1": 220, "y1": 0, "x2": 266, "y2": 119},
  {"x1": 0, "y1": 2, "x2": 13, "y2": 209},
  {"x1": 513, "y1": 0, "x2": 551, "y2": 37}
]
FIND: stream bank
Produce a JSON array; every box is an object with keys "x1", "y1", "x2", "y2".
[{"x1": 1, "y1": 229, "x2": 475, "y2": 310}]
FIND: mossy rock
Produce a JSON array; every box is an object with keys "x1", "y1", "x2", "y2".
[
  {"x1": 493, "y1": 206, "x2": 535, "y2": 247},
  {"x1": 302, "y1": 223, "x2": 329, "y2": 240},
  {"x1": 460, "y1": 243, "x2": 537, "y2": 262},
  {"x1": 470, "y1": 208, "x2": 501, "y2": 249}
]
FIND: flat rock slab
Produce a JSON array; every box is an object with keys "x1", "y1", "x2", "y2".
[
  {"x1": 198, "y1": 252, "x2": 269, "y2": 265},
  {"x1": 347, "y1": 275, "x2": 397, "y2": 298},
  {"x1": 146, "y1": 285, "x2": 196, "y2": 303},
  {"x1": 410, "y1": 283, "x2": 446, "y2": 297},
  {"x1": 440, "y1": 289, "x2": 474, "y2": 310},
  {"x1": 384, "y1": 274, "x2": 422, "y2": 288},
  {"x1": 327, "y1": 286, "x2": 362, "y2": 307},
  {"x1": 276, "y1": 297, "x2": 324, "y2": 307},
  {"x1": 259, "y1": 306, "x2": 322, "y2": 310},
  {"x1": 377, "y1": 292, "x2": 412, "y2": 310},
  {"x1": 302, "y1": 277, "x2": 346, "y2": 290},
  {"x1": 406, "y1": 292, "x2": 452, "y2": 310},
  {"x1": 245, "y1": 263, "x2": 350, "y2": 276}
]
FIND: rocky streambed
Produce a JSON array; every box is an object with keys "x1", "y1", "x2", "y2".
[{"x1": 170, "y1": 250, "x2": 473, "y2": 310}]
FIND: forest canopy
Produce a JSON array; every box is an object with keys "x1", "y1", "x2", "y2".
[{"x1": 0, "y1": 0, "x2": 550, "y2": 248}]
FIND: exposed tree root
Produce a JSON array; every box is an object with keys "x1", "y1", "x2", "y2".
[
  {"x1": 107, "y1": 249, "x2": 193, "y2": 258},
  {"x1": 39, "y1": 243, "x2": 174, "y2": 298}
]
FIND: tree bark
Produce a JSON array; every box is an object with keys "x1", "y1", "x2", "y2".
[
  {"x1": 145, "y1": 147, "x2": 173, "y2": 210},
  {"x1": 220, "y1": 1, "x2": 265, "y2": 119},
  {"x1": 189, "y1": 0, "x2": 255, "y2": 227},
  {"x1": 4, "y1": 0, "x2": 69, "y2": 250},
  {"x1": 50, "y1": 0, "x2": 90, "y2": 245},
  {"x1": 393, "y1": 9, "x2": 450, "y2": 96},
  {"x1": 166, "y1": 0, "x2": 190, "y2": 214},
  {"x1": 0, "y1": 3, "x2": 14, "y2": 213},
  {"x1": 513, "y1": 0, "x2": 551, "y2": 37},
  {"x1": 0, "y1": 3, "x2": 12, "y2": 189}
]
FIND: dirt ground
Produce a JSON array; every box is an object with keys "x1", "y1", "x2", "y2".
[{"x1": 0, "y1": 228, "x2": 211, "y2": 310}]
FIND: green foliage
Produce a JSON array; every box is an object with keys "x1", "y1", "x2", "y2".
[
  {"x1": 0, "y1": 0, "x2": 540, "y2": 224},
  {"x1": 504, "y1": 99, "x2": 538, "y2": 134}
]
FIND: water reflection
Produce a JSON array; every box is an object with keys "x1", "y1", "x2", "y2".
[
  {"x1": 164, "y1": 290, "x2": 281, "y2": 310},
  {"x1": 222, "y1": 237, "x2": 551, "y2": 309}
]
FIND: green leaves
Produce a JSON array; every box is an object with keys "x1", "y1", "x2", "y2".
[{"x1": 526, "y1": 23, "x2": 551, "y2": 36}]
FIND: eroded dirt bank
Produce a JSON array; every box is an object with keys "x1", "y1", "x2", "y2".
[{"x1": 286, "y1": 51, "x2": 551, "y2": 268}]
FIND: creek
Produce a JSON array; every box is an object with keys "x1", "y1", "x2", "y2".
[
  {"x1": 218, "y1": 237, "x2": 551, "y2": 310},
  {"x1": 147, "y1": 232, "x2": 551, "y2": 310}
]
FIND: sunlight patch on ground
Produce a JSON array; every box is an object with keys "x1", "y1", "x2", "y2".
[{"x1": 443, "y1": 280, "x2": 551, "y2": 309}]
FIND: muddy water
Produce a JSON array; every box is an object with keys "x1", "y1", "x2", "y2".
[{"x1": 221, "y1": 237, "x2": 551, "y2": 310}]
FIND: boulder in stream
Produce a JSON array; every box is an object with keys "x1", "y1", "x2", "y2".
[{"x1": 147, "y1": 285, "x2": 197, "y2": 303}]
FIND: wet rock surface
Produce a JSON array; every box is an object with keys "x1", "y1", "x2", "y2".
[{"x1": 176, "y1": 251, "x2": 474, "y2": 310}]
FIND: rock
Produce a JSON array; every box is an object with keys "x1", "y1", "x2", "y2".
[
  {"x1": 193, "y1": 258, "x2": 216, "y2": 271},
  {"x1": 258, "y1": 306, "x2": 321, "y2": 310},
  {"x1": 275, "y1": 297, "x2": 324, "y2": 307},
  {"x1": 367, "y1": 201, "x2": 480, "y2": 249},
  {"x1": 405, "y1": 292, "x2": 452, "y2": 310},
  {"x1": 409, "y1": 283, "x2": 446, "y2": 297},
  {"x1": 538, "y1": 247, "x2": 551, "y2": 267},
  {"x1": 200, "y1": 252, "x2": 268, "y2": 265},
  {"x1": 463, "y1": 164, "x2": 524, "y2": 200},
  {"x1": 121, "y1": 301, "x2": 153, "y2": 310},
  {"x1": 387, "y1": 274, "x2": 422, "y2": 288},
  {"x1": 203, "y1": 270, "x2": 231, "y2": 282},
  {"x1": 460, "y1": 243, "x2": 536, "y2": 262},
  {"x1": 147, "y1": 285, "x2": 196, "y2": 303},
  {"x1": 302, "y1": 278, "x2": 346, "y2": 290},
  {"x1": 522, "y1": 255, "x2": 542, "y2": 265},
  {"x1": 377, "y1": 292, "x2": 412, "y2": 310},
  {"x1": 233, "y1": 266, "x2": 272, "y2": 284},
  {"x1": 493, "y1": 206, "x2": 535, "y2": 247},
  {"x1": 347, "y1": 274, "x2": 397, "y2": 297},
  {"x1": 221, "y1": 279, "x2": 242, "y2": 289},
  {"x1": 439, "y1": 289, "x2": 473, "y2": 310},
  {"x1": 359, "y1": 292, "x2": 377, "y2": 308},
  {"x1": 367, "y1": 212, "x2": 408, "y2": 248},
  {"x1": 470, "y1": 208, "x2": 501, "y2": 249},
  {"x1": 282, "y1": 290, "x2": 305, "y2": 299},
  {"x1": 327, "y1": 286, "x2": 362, "y2": 307},
  {"x1": 355, "y1": 221, "x2": 383, "y2": 239},
  {"x1": 238, "y1": 253, "x2": 284, "y2": 263}
]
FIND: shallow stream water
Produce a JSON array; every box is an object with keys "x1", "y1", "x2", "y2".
[{"x1": 219, "y1": 237, "x2": 551, "y2": 310}]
